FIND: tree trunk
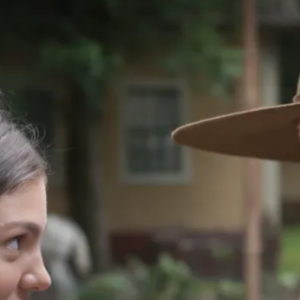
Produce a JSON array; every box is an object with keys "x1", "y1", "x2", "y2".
[{"x1": 64, "y1": 80, "x2": 110, "y2": 272}]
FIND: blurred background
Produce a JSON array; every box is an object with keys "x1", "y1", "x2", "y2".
[{"x1": 2, "y1": 0, "x2": 300, "y2": 299}]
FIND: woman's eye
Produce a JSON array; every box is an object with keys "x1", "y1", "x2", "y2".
[{"x1": 6, "y1": 236, "x2": 22, "y2": 251}]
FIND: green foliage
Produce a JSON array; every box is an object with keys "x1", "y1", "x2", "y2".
[
  {"x1": 37, "y1": 38, "x2": 122, "y2": 107},
  {"x1": 278, "y1": 272, "x2": 299, "y2": 290},
  {"x1": 78, "y1": 272, "x2": 137, "y2": 300},
  {"x1": 77, "y1": 254, "x2": 245, "y2": 300},
  {"x1": 280, "y1": 226, "x2": 300, "y2": 274},
  {"x1": 0, "y1": 0, "x2": 243, "y2": 103},
  {"x1": 39, "y1": 40, "x2": 105, "y2": 79},
  {"x1": 78, "y1": 253, "x2": 300, "y2": 300}
]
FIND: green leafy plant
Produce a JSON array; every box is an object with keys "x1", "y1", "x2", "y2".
[
  {"x1": 78, "y1": 252, "x2": 300, "y2": 300},
  {"x1": 78, "y1": 254, "x2": 201, "y2": 300},
  {"x1": 78, "y1": 254, "x2": 246, "y2": 300}
]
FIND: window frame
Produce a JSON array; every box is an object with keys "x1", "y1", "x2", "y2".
[{"x1": 118, "y1": 78, "x2": 192, "y2": 185}]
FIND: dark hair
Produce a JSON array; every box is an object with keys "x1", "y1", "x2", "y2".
[{"x1": 0, "y1": 110, "x2": 47, "y2": 195}]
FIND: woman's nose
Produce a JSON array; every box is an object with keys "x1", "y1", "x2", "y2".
[{"x1": 19, "y1": 252, "x2": 52, "y2": 292}]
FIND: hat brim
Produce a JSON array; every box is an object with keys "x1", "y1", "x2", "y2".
[{"x1": 172, "y1": 102, "x2": 300, "y2": 162}]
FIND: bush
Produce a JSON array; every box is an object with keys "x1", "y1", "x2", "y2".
[
  {"x1": 78, "y1": 254, "x2": 246, "y2": 300},
  {"x1": 77, "y1": 253, "x2": 300, "y2": 300}
]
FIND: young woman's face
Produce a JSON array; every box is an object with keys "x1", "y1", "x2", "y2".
[{"x1": 0, "y1": 177, "x2": 51, "y2": 300}]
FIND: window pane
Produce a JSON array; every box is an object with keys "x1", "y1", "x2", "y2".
[
  {"x1": 147, "y1": 126, "x2": 181, "y2": 173},
  {"x1": 124, "y1": 83, "x2": 184, "y2": 175},
  {"x1": 156, "y1": 96, "x2": 181, "y2": 127},
  {"x1": 126, "y1": 127, "x2": 156, "y2": 173}
]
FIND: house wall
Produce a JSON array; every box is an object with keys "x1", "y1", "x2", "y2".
[
  {"x1": 45, "y1": 42, "x2": 283, "y2": 272},
  {"x1": 47, "y1": 47, "x2": 281, "y2": 233},
  {"x1": 49, "y1": 38, "x2": 300, "y2": 234},
  {"x1": 100, "y1": 72, "x2": 244, "y2": 232},
  {"x1": 47, "y1": 71, "x2": 245, "y2": 232}
]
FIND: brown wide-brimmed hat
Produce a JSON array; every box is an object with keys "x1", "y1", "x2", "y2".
[{"x1": 172, "y1": 75, "x2": 300, "y2": 163}]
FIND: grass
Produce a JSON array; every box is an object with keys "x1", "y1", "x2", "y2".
[{"x1": 280, "y1": 226, "x2": 300, "y2": 274}]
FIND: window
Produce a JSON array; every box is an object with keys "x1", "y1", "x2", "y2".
[{"x1": 119, "y1": 79, "x2": 191, "y2": 184}]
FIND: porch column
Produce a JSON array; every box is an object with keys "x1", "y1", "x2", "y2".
[{"x1": 260, "y1": 44, "x2": 281, "y2": 233}]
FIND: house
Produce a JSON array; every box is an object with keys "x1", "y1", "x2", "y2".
[
  {"x1": 45, "y1": 31, "x2": 300, "y2": 277},
  {"x1": 3, "y1": 1, "x2": 300, "y2": 278}
]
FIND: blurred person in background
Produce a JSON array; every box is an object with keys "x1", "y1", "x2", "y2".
[{"x1": 36, "y1": 213, "x2": 92, "y2": 300}]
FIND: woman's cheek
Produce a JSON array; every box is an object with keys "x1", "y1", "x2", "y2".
[{"x1": 0, "y1": 262, "x2": 21, "y2": 299}]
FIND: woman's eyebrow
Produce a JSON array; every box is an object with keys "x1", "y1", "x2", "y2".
[{"x1": 0, "y1": 221, "x2": 42, "y2": 235}]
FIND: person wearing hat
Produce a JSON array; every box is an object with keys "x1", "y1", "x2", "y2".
[{"x1": 172, "y1": 75, "x2": 300, "y2": 163}]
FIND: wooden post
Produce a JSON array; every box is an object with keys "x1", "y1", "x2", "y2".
[{"x1": 241, "y1": 0, "x2": 262, "y2": 300}]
